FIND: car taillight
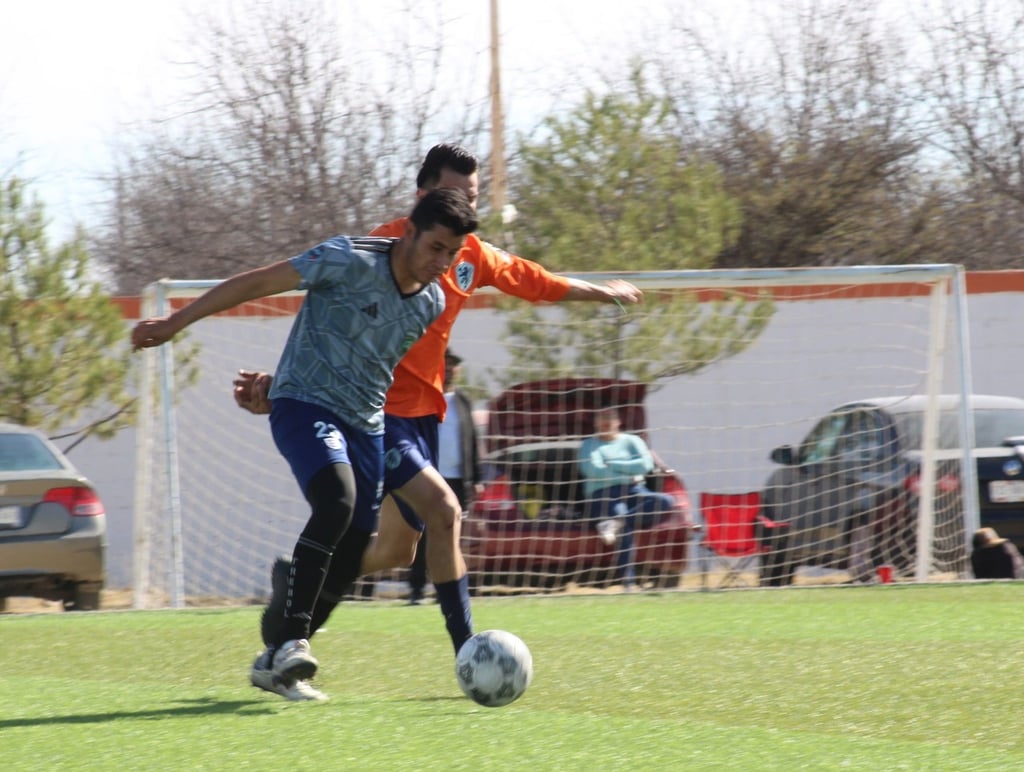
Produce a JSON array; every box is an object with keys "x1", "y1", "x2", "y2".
[
  {"x1": 43, "y1": 487, "x2": 105, "y2": 517},
  {"x1": 904, "y1": 473, "x2": 960, "y2": 496},
  {"x1": 478, "y1": 477, "x2": 513, "y2": 502}
]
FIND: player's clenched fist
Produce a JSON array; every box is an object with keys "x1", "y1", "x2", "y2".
[
  {"x1": 131, "y1": 317, "x2": 180, "y2": 350},
  {"x1": 233, "y1": 369, "x2": 273, "y2": 415},
  {"x1": 605, "y1": 279, "x2": 643, "y2": 305}
]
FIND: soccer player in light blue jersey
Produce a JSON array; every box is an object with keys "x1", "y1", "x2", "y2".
[{"x1": 131, "y1": 188, "x2": 478, "y2": 701}]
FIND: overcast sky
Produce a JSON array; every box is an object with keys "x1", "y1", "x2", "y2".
[
  {"x1": 0, "y1": 0, "x2": 700, "y2": 239},
  {"x1": 0, "y1": 0, "x2": 938, "y2": 241}
]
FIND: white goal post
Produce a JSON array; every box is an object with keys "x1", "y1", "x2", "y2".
[{"x1": 133, "y1": 265, "x2": 976, "y2": 608}]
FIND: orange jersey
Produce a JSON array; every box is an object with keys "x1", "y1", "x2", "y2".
[{"x1": 371, "y1": 217, "x2": 571, "y2": 420}]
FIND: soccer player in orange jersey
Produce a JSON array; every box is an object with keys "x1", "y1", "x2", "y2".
[{"x1": 240, "y1": 144, "x2": 641, "y2": 695}]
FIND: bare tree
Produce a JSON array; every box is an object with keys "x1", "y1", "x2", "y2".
[
  {"x1": 645, "y1": 1, "x2": 942, "y2": 268},
  {"x1": 917, "y1": 0, "x2": 1024, "y2": 268},
  {"x1": 96, "y1": 0, "x2": 487, "y2": 293}
]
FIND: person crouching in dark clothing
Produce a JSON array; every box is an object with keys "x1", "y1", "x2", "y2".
[{"x1": 970, "y1": 527, "x2": 1024, "y2": 579}]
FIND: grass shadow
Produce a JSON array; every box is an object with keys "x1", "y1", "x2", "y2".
[{"x1": 0, "y1": 697, "x2": 274, "y2": 729}]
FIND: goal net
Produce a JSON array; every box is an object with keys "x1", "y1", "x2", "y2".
[{"x1": 133, "y1": 265, "x2": 975, "y2": 607}]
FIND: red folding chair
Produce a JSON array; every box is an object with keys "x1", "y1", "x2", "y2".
[{"x1": 699, "y1": 491, "x2": 787, "y2": 589}]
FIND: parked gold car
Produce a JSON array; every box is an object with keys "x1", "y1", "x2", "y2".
[{"x1": 0, "y1": 423, "x2": 106, "y2": 610}]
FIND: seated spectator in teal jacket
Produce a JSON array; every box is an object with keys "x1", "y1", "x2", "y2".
[{"x1": 579, "y1": 407, "x2": 675, "y2": 588}]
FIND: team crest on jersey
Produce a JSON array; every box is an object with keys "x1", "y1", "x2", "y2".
[
  {"x1": 384, "y1": 448, "x2": 403, "y2": 470},
  {"x1": 454, "y1": 260, "x2": 475, "y2": 291}
]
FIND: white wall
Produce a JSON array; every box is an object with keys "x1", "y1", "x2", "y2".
[{"x1": 70, "y1": 280, "x2": 1024, "y2": 592}]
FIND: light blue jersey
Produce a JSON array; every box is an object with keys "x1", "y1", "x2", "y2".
[{"x1": 268, "y1": 236, "x2": 444, "y2": 434}]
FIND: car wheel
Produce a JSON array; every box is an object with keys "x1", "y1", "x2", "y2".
[
  {"x1": 650, "y1": 570, "x2": 683, "y2": 590},
  {"x1": 758, "y1": 533, "x2": 796, "y2": 587},
  {"x1": 753, "y1": 503, "x2": 795, "y2": 586},
  {"x1": 64, "y1": 586, "x2": 101, "y2": 612},
  {"x1": 576, "y1": 566, "x2": 615, "y2": 588},
  {"x1": 639, "y1": 566, "x2": 682, "y2": 589},
  {"x1": 540, "y1": 573, "x2": 567, "y2": 591}
]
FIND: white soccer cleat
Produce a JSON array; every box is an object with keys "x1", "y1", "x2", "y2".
[
  {"x1": 250, "y1": 649, "x2": 328, "y2": 702},
  {"x1": 597, "y1": 518, "x2": 623, "y2": 546},
  {"x1": 272, "y1": 638, "x2": 319, "y2": 682}
]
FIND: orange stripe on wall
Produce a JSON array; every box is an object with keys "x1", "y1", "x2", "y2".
[
  {"x1": 112, "y1": 270, "x2": 1024, "y2": 319},
  {"x1": 965, "y1": 271, "x2": 1024, "y2": 294},
  {"x1": 111, "y1": 297, "x2": 142, "y2": 318},
  {"x1": 114, "y1": 295, "x2": 304, "y2": 319}
]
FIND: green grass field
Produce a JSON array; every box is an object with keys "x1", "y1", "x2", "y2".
[{"x1": 2, "y1": 584, "x2": 1021, "y2": 771}]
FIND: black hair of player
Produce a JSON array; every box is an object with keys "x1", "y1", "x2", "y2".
[
  {"x1": 416, "y1": 143, "x2": 479, "y2": 190},
  {"x1": 409, "y1": 188, "x2": 479, "y2": 237}
]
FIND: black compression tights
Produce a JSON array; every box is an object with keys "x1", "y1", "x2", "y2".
[
  {"x1": 308, "y1": 527, "x2": 373, "y2": 636},
  {"x1": 278, "y1": 463, "x2": 357, "y2": 644},
  {"x1": 301, "y1": 463, "x2": 357, "y2": 547}
]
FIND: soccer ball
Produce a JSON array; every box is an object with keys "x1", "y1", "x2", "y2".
[{"x1": 455, "y1": 630, "x2": 533, "y2": 707}]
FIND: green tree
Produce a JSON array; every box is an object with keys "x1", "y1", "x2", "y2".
[
  {"x1": 491, "y1": 78, "x2": 773, "y2": 388},
  {"x1": 493, "y1": 292, "x2": 775, "y2": 387},
  {"x1": 0, "y1": 177, "x2": 134, "y2": 451},
  {"x1": 505, "y1": 81, "x2": 736, "y2": 273},
  {"x1": 651, "y1": 1, "x2": 948, "y2": 269}
]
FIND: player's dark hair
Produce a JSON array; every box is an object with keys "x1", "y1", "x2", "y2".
[
  {"x1": 416, "y1": 143, "x2": 479, "y2": 190},
  {"x1": 409, "y1": 188, "x2": 479, "y2": 237}
]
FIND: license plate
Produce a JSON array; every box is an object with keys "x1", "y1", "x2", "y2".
[
  {"x1": 989, "y1": 480, "x2": 1024, "y2": 503},
  {"x1": 0, "y1": 505, "x2": 21, "y2": 527}
]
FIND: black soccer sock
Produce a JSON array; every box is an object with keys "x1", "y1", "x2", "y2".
[
  {"x1": 273, "y1": 462, "x2": 357, "y2": 647},
  {"x1": 308, "y1": 527, "x2": 373, "y2": 637},
  {"x1": 435, "y1": 574, "x2": 474, "y2": 654},
  {"x1": 278, "y1": 538, "x2": 333, "y2": 645}
]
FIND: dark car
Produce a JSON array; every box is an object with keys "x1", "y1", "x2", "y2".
[
  {"x1": 462, "y1": 378, "x2": 695, "y2": 591},
  {"x1": 0, "y1": 423, "x2": 107, "y2": 610},
  {"x1": 760, "y1": 394, "x2": 1024, "y2": 585}
]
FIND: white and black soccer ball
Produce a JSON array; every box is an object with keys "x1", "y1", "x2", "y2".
[{"x1": 455, "y1": 629, "x2": 533, "y2": 707}]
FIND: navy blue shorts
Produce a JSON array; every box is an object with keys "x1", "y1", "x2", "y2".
[
  {"x1": 383, "y1": 414, "x2": 439, "y2": 532},
  {"x1": 270, "y1": 398, "x2": 384, "y2": 532}
]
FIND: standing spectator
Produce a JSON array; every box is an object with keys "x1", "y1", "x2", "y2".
[
  {"x1": 970, "y1": 527, "x2": 1024, "y2": 579},
  {"x1": 578, "y1": 407, "x2": 676, "y2": 589},
  {"x1": 407, "y1": 349, "x2": 481, "y2": 603}
]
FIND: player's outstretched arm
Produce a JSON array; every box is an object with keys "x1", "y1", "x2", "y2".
[
  {"x1": 561, "y1": 277, "x2": 643, "y2": 307},
  {"x1": 131, "y1": 261, "x2": 301, "y2": 350},
  {"x1": 233, "y1": 369, "x2": 274, "y2": 415}
]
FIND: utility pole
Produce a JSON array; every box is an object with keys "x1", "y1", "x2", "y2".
[{"x1": 489, "y1": 0, "x2": 507, "y2": 213}]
